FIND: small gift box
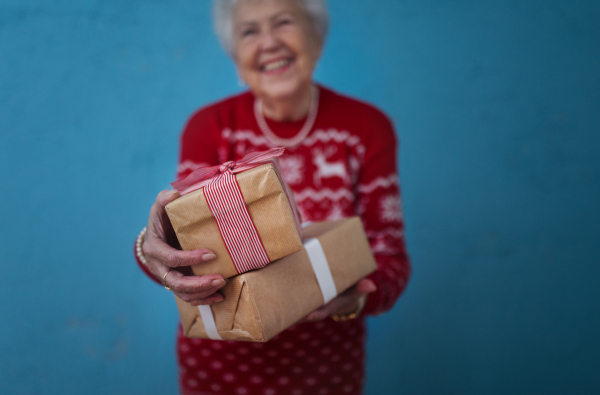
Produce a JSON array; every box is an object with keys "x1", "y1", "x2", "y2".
[
  {"x1": 174, "y1": 217, "x2": 377, "y2": 342},
  {"x1": 165, "y1": 148, "x2": 303, "y2": 279}
]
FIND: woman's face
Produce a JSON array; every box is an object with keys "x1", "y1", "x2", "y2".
[{"x1": 232, "y1": 0, "x2": 322, "y2": 102}]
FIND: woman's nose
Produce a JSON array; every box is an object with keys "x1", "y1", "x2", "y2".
[{"x1": 258, "y1": 28, "x2": 281, "y2": 51}]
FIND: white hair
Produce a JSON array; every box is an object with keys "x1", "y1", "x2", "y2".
[{"x1": 212, "y1": 0, "x2": 329, "y2": 56}]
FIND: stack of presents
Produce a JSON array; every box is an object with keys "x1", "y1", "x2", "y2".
[{"x1": 166, "y1": 148, "x2": 376, "y2": 342}]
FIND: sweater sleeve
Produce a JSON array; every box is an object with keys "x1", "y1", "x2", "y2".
[
  {"x1": 134, "y1": 107, "x2": 223, "y2": 284},
  {"x1": 356, "y1": 110, "x2": 411, "y2": 316},
  {"x1": 175, "y1": 107, "x2": 222, "y2": 179}
]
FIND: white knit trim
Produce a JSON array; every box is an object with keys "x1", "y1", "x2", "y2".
[
  {"x1": 357, "y1": 174, "x2": 399, "y2": 194},
  {"x1": 222, "y1": 128, "x2": 366, "y2": 159},
  {"x1": 366, "y1": 228, "x2": 405, "y2": 240},
  {"x1": 301, "y1": 128, "x2": 360, "y2": 147},
  {"x1": 370, "y1": 239, "x2": 399, "y2": 254},
  {"x1": 293, "y1": 187, "x2": 354, "y2": 203},
  {"x1": 222, "y1": 129, "x2": 272, "y2": 148}
]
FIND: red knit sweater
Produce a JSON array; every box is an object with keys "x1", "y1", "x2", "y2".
[{"x1": 136, "y1": 85, "x2": 410, "y2": 395}]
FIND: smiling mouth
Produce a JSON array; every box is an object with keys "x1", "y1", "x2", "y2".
[{"x1": 261, "y1": 58, "x2": 293, "y2": 73}]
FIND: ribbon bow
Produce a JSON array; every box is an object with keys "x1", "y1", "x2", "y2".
[{"x1": 171, "y1": 147, "x2": 286, "y2": 195}]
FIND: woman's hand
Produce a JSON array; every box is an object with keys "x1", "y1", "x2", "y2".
[
  {"x1": 303, "y1": 278, "x2": 377, "y2": 322},
  {"x1": 142, "y1": 189, "x2": 227, "y2": 305}
]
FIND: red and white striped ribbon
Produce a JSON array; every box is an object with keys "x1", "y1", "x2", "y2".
[{"x1": 203, "y1": 169, "x2": 270, "y2": 273}]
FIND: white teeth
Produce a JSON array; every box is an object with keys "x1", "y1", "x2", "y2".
[{"x1": 263, "y1": 59, "x2": 290, "y2": 71}]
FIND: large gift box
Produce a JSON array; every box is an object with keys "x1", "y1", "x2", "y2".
[
  {"x1": 166, "y1": 149, "x2": 303, "y2": 279},
  {"x1": 175, "y1": 217, "x2": 377, "y2": 342}
]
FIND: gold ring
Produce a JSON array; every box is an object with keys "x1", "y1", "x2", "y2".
[{"x1": 162, "y1": 270, "x2": 172, "y2": 291}]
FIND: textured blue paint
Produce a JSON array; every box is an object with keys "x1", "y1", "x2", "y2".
[{"x1": 1, "y1": 1, "x2": 599, "y2": 394}]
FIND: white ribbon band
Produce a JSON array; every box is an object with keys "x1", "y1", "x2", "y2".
[
  {"x1": 198, "y1": 305, "x2": 223, "y2": 340},
  {"x1": 304, "y1": 238, "x2": 337, "y2": 304},
  {"x1": 198, "y1": 238, "x2": 336, "y2": 339}
]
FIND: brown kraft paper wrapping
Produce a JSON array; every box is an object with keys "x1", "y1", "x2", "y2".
[
  {"x1": 165, "y1": 162, "x2": 303, "y2": 279},
  {"x1": 175, "y1": 217, "x2": 378, "y2": 342}
]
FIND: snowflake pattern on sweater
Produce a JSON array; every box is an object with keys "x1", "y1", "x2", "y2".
[{"x1": 137, "y1": 86, "x2": 410, "y2": 395}]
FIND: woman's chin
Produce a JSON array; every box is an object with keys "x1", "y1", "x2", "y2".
[{"x1": 255, "y1": 78, "x2": 311, "y2": 102}]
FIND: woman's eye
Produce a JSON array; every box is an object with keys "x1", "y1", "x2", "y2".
[
  {"x1": 277, "y1": 19, "x2": 292, "y2": 26},
  {"x1": 241, "y1": 28, "x2": 257, "y2": 37}
]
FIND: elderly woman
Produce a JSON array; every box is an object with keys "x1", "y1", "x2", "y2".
[{"x1": 135, "y1": 0, "x2": 410, "y2": 394}]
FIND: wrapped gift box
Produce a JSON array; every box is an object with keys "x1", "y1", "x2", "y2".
[
  {"x1": 175, "y1": 217, "x2": 377, "y2": 342},
  {"x1": 166, "y1": 159, "x2": 303, "y2": 279}
]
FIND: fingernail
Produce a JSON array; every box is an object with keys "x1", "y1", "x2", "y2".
[
  {"x1": 203, "y1": 253, "x2": 217, "y2": 261},
  {"x1": 215, "y1": 297, "x2": 225, "y2": 303},
  {"x1": 211, "y1": 279, "x2": 225, "y2": 287},
  {"x1": 307, "y1": 313, "x2": 318, "y2": 321}
]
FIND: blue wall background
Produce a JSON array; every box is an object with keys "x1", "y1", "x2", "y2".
[{"x1": 1, "y1": 0, "x2": 599, "y2": 394}]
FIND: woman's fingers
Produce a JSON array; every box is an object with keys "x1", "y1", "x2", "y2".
[
  {"x1": 186, "y1": 293, "x2": 226, "y2": 306},
  {"x1": 355, "y1": 278, "x2": 377, "y2": 294},
  {"x1": 305, "y1": 297, "x2": 354, "y2": 322},
  {"x1": 304, "y1": 278, "x2": 377, "y2": 322},
  {"x1": 143, "y1": 189, "x2": 227, "y2": 306},
  {"x1": 156, "y1": 189, "x2": 180, "y2": 208},
  {"x1": 144, "y1": 189, "x2": 217, "y2": 270},
  {"x1": 164, "y1": 271, "x2": 228, "y2": 305},
  {"x1": 145, "y1": 239, "x2": 217, "y2": 269},
  {"x1": 165, "y1": 270, "x2": 226, "y2": 295}
]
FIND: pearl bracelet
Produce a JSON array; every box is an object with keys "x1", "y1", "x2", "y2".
[{"x1": 135, "y1": 227, "x2": 147, "y2": 265}]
